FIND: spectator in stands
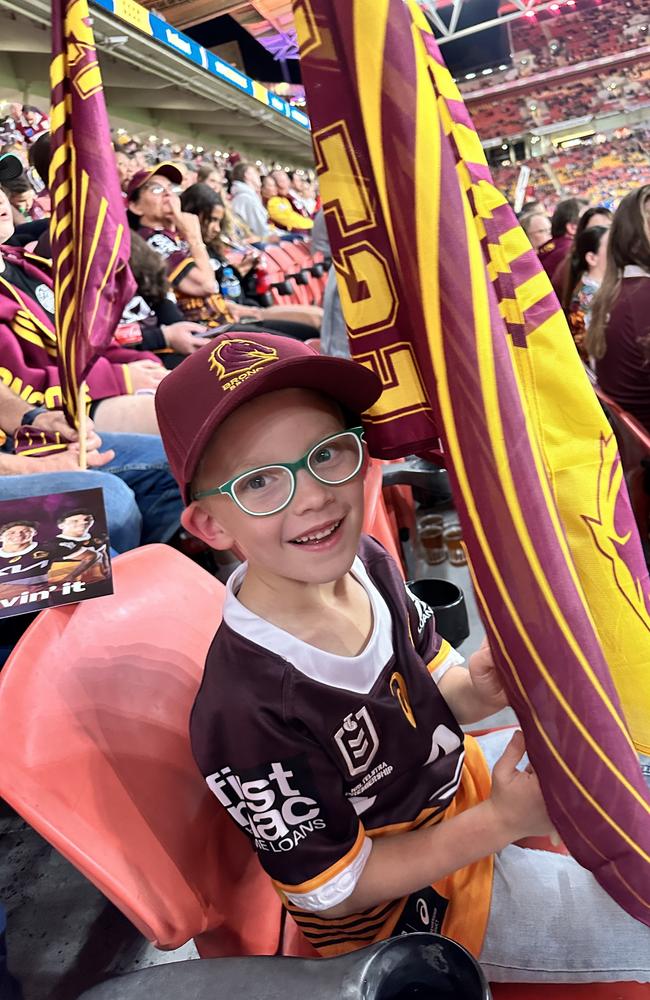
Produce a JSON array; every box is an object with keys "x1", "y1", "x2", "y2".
[
  {"x1": 8, "y1": 103, "x2": 48, "y2": 145},
  {"x1": 260, "y1": 174, "x2": 277, "y2": 203},
  {"x1": 553, "y1": 205, "x2": 613, "y2": 305},
  {"x1": 27, "y1": 133, "x2": 51, "y2": 219},
  {"x1": 179, "y1": 184, "x2": 322, "y2": 336},
  {"x1": 561, "y1": 225, "x2": 609, "y2": 360},
  {"x1": 589, "y1": 185, "x2": 650, "y2": 431},
  {"x1": 230, "y1": 162, "x2": 274, "y2": 242},
  {"x1": 127, "y1": 162, "x2": 216, "y2": 298},
  {"x1": 0, "y1": 166, "x2": 164, "y2": 434},
  {"x1": 2, "y1": 175, "x2": 36, "y2": 221},
  {"x1": 114, "y1": 148, "x2": 133, "y2": 192},
  {"x1": 120, "y1": 232, "x2": 207, "y2": 367},
  {"x1": 537, "y1": 199, "x2": 582, "y2": 269},
  {"x1": 0, "y1": 380, "x2": 181, "y2": 551},
  {"x1": 267, "y1": 169, "x2": 314, "y2": 232},
  {"x1": 520, "y1": 211, "x2": 552, "y2": 251},
  {"x1": 197, "y1": 163, "x2": 225, "y2": 194}
]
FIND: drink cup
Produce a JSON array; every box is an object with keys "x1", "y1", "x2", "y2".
[
  {"x1": 443, "y1": 523, "x2": 466, "y2": 567},
  {"x1": 419, "y1": 514, "x2": 446, "y2": 565}
]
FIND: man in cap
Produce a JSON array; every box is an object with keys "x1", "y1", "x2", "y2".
[{"x1": 127, "y1": 163, "x2": 215, "y2": 298}]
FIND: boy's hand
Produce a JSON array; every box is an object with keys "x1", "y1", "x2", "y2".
[
  {"x1": 468, "y1": 636, "x2": 509, "y2": 713},
  {"x1": 488, "y1": 730, "x2": 555, "y2": 841}
]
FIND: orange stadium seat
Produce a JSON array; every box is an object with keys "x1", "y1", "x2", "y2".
[{"x1": 0, "y1": 545, "x2": 283, "y2": 959}]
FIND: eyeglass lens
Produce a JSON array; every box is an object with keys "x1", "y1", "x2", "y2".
[{"x1": 232, "y1": 431, "x2": 363, "y2": 514}]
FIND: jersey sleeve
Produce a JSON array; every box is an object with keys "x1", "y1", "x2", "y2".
[
  {"x1": 192, "y1": 665, "x2": 371, "y2": 913},
  {"x1": 403, "y1": 581, "x2": 463, "y2": 683},
  {"x1": 144, "y1": 231, "x2": 195, "y2": 288}
]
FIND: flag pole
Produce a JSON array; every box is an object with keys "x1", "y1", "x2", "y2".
[{"x1": 77, "y1": 381, "x2": 88, "y2": 470}]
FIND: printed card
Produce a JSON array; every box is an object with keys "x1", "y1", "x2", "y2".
[{"x1": 0, "y1": 487, "x2": 113, "y2": 619}]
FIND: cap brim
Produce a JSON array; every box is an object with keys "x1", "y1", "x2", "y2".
[
  {"x1": 0, "y1": 153, "x2": 24, "y2": 183},
  {"x1": 181, "y1": 354, "x2": 382, "y2": 503},
  {"x1": 150, "y1": 161, "x2": 184, "y2": 185}
]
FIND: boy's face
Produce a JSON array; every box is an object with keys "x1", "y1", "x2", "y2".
[{"x1": 186, "y1": 388, "x2": 366, "y2": 586}]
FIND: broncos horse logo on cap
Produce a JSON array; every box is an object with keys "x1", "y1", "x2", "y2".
[{"x1": 209, "y1": 338, "x2": 279, "y2": 391}]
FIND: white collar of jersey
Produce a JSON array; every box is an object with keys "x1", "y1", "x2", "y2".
[
  {"x1": 223, "y1": 556, "x2": 394, "y2": 693},
  {"x1": 0, "y1": 541, "x2": 37, "y2": 559},
  {"x1": 623, "y1": 265, "x2": 650, "y2": 279},
  {"x1": 58, "y1": 532, "x2": 91, "y2": 542}
]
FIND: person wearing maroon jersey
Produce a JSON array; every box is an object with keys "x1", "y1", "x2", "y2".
[
  {"x1": 537, "y1": 197, "x2": 585, "y2": 290},
  {"x1": 588, "y1": 185, "x2": 650, "y2": 431},
  {"x1": 154, "y1": 331, "x2": 650, "y2": 984}
]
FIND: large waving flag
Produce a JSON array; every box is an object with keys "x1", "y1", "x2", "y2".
[
  {"x1": 295, "y1": 0, "x2": 650, "y2": 925},
  {"x1": 50, "y1": 0, "x2": 135, "y2": 425}
]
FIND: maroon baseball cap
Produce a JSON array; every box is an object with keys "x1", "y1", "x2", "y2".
[
  {"x1": 126, "y1": 161, "x2": 183, "y2": 201},
  {"x1": 155, "y1": 331, "x2": 383, "y2": 503}
]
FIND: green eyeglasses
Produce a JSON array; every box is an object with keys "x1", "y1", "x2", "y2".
[{"x1": 193, "y1": 426, "x2": 366, "y2": 516}]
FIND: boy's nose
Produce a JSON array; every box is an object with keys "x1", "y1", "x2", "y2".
[{"x1": 291, "y1": 468, "x2": 334, "y2": 514}]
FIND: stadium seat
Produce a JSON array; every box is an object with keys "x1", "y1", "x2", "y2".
[
  {"x1": 0, "y1": 545, "x2": 283, "y2": 959},
  {"x1": 363, "y1": 458, "x2": 406, "y2": 574}
]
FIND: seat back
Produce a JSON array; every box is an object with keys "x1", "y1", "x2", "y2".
[
  {"x1": 363, "y1": 460, "x2": 406, "y2": 575},
  {"x1": 593, "y1": 384, "x2": 650, "y2": 542},
  {"x1": 0, "y1": 545, "x2": 281, "y2": 955}
]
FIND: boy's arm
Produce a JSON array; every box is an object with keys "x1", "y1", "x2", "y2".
[{"x1": 322, "y1": 730, "x2": 552, "y2": 919}]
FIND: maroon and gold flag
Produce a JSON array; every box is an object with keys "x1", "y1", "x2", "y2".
[
  {"x1": 295, "y1": 0, "x2": 650, "y2": 928},
  {"x1": 50, "y1": 0, "x2": 135, "y2": 425}
]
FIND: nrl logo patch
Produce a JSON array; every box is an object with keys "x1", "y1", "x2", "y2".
[{"x1": 209, "y1": 338, "x2": 278, "y2": 391}]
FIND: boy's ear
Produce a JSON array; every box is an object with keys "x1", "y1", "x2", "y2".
[{"x1": 181, "y1": 502, "x2": 236, "y2": 551}]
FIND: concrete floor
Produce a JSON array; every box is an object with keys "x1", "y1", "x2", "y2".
[{"x1": 1, "y1": 522, "x2": 516, "y2": 1000}]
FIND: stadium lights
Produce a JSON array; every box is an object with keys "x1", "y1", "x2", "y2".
[
  {"x1": 482, "y1": 68, "x2": 493, "y2": 74},
  {"x1": 465, "y1": 72, "x2": 477, "y2": 79},
  {"x1": 501, "y1": 143, "x2": 509, "y2": 149},
  {"x1": 498, "y1": 64, "x2": 508, "y2": 71}
]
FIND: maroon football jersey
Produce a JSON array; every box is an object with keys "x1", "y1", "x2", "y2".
[
  {"x1": 137, "y1": 226, "x2": 195, "y2": 288},
  {"x1": 191, "y1": 535, "x2": 492, "y2": 956}
]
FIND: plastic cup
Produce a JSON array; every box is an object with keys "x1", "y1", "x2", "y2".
[
  {"x1": 443, "y1": 523, "x2": 466, "y2": 566},
  {"x1": 419, "y1": 514, "x2": 446, "y2": 565}
]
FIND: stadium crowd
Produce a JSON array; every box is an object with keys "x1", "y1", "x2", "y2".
[
  {"x1": 2, "y1": 0, "x2": 650, "y2": 980},
  {"x1": 466, "y1": 57, "x2": 650, "y2": 138},
  {"x1": 508, "y1": 0, "x2": 648, "y2": 76},
  {"x1": 0, "y1": 103, "x2": 326, "y2": 614}
]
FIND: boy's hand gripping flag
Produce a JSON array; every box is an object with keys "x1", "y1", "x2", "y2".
[
  {"x1": 50, "y1": 0, "x2": 135, "y2": 427},
  {"x1": 295, "y1": 0, "x2": 650, "y2": 926}
]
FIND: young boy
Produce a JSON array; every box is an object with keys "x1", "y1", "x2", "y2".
[{"x1": 155, "y1": 331, "x2": 650, "y2": 983}]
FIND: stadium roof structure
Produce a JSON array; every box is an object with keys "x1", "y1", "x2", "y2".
[
  {"x1": 134, "y1": 0, "x2": 569, "y2": 58},
  {"x1": 0, "y1": 0, "x2": 313, "y2": 161}
]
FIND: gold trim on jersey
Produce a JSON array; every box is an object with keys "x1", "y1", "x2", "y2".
[
  {"x1": 272, "y1": 822, "x2": 366, "y2": 895},
  {"x1": 168, "y1": 255, "x2": 196, "y2": 285},
  {"x1": 426, "y1": 639, "x2": 452, "y2": 672}
]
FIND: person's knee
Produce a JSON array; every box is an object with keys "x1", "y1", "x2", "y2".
[{"x1": 93, "y1": 395, "x2": 160, "y2": 436}]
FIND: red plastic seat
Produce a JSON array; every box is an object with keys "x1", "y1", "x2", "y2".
[
  {"x1": 0, "y1": 544, "x2": 283, "y2": 958},
  {"x1": 363, "y1": 458, "x2": 406, "y2": 575}
]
